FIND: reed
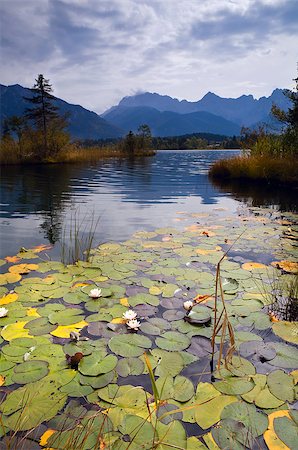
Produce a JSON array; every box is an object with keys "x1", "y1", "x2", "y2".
[
  {"x1": 209, "y1": 155, "x2": 298, "y2": 185},
  {"x1": 60, "y1": 210, "x2": 100, "y2": 265}
]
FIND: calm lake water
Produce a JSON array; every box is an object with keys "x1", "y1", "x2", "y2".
[{"x1": 0, "y1": 150, "x2": 297, "y2": 260}]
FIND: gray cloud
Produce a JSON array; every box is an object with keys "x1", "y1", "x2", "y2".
[{"x1": 1, "y1": 0, "x2": 297, "y2": 112}]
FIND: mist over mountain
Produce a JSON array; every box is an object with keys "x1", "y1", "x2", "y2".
[
  {"x1": 0, "y1": 84, "x2": 123, "y2": 139},
  {"x1": 103, "y1": 89, "x2": 290, "y2": 129}
]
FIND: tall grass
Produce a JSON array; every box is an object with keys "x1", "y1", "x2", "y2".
[
  {"x1": 209, "y1": 154, "x2": 298, "y2": 185},
  {"x1": 60, "y1": 210, "x2": 100, "y2": 265},
  {"x1": 0, "y1": 142, "x2": 155, "y2": 165}
]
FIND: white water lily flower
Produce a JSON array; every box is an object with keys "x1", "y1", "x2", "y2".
[
  {"x1": 89, "y1": 288, "x2": 102, "y2": 299},
  {"x1": 123, "y1": 309, "x2": 137, "y2": 321},
  {"x1": 126, "y1": 319, "x2": 141, "y2": 330},
  {"x1": 23, "y1": 352, "x2": 31, "y2": 361},
  {"x1": 183, "y1": 300, "x2": 193, "y2": 311},
  {"x1": 0, "y1": 307, "x2": 8, "y2": 318}
]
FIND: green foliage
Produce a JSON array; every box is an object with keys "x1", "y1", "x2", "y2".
[{"x1": 121, "y1": 124, "x2": 153, "y2": 153}]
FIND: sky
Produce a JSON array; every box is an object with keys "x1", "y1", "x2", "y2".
[{"x1": 1, "y1": 0, "x2": 297, "y2": 114}]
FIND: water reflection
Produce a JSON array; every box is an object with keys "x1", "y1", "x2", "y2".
[
  {"x1": 1, "y1": 150, "x2": 296, "y2": 259},
  {"x1": 211, "y1": 177, "x2": 298, "y2": 212}
]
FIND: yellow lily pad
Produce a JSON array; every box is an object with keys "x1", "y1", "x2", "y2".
[
  {"x1": 120, "y1": 297, "x2": 130, "y2": 306},
  {"x1": 264, "y1": 410, "x2": 291, "y2": 450},
  {"x1": 149, "y1": 286, "x2": 162, "y2": 295},
  {"x1": 26, "y1": 307, "x2": 41, "y2": 317},
  {"x1": 271, "y1": 260, "x2": 298, "y2": 274},
  {"x1": 9, "y1": 263, "x2": 39, "y2": 274},
  {"x1": 242, "y1": 262, "x2": 267, "y2": 270},
  {"x1": 1, "y1": 321, "x2": 33, "y2": 341},
  {"x1": 111, "y1": 317, "x2": 126, "y2": 324},
  {"x1": 50, "y1": 320, "x2": 88, "y2": 338},
  {"x1": 39, "y1": 429, "x2": 56, "y2": 446},
  {"x1": 0, "y1": 292, "x2": 18, "y2": 305},
  {"x1": 0, "y1": 272, "x2": 22, "y2": 285}
]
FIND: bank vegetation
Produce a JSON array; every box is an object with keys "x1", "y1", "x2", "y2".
[{"x1": 209, "y1": 75, "x2": 298, "y2": 185}]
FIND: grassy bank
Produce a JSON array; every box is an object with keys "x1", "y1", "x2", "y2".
[
  {"x1": 0, "y1": 142, "x2": 155, "y2": 165},
  {"x1": 209, "y1": 154, "x2": 298, "y2": 185}
]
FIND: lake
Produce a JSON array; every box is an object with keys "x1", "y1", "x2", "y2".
[
  {"x1": 1, "y1": 149, "x2": 298, "y2": 447},
  {"x1": 0, "y1": 149, "x2": 297, "y2": 260}
]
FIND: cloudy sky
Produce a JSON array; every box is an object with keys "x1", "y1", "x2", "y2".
[{"x1": 1, "y1": 0, "x2": 297, "y2": 114}]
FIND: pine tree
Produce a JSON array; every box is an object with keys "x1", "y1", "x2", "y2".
[{"x1": 24, "y1": 74, "x2": 60, "y2": 158}]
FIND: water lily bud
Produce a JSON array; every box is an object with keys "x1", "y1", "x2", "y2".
[
  {"x1": 89, "y1": 288, "x2": 102, "y2": 299},
  {"x1": 0, "y1": 307, "x2": 8, "y2": 318},
  {"x1": 126, "y1": 319, "x2": 141, "y2": 330},
  {"x1": 183, "y1": 300, "x2": 193, "y2": 311},
  {"x1": 122, "y1": 309, "x2": 137, "y2": 321}
]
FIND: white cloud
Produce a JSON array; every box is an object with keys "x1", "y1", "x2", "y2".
[{"x1": 1, "y1": 0, "x2": 297, "y2": 113}]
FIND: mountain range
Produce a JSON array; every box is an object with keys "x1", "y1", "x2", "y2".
[
  {"x1": 0, "y1": 83, "x2": 290, "y2": 139},
  {"x1": 0, "y1": 84, "x2": 122, "y2": 139}
]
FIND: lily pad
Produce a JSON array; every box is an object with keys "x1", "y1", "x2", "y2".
[
  {"x1": 268, "y1": 343, "x2": 298, "y2": 368},
  {"x1": 0, "y1": 379, "x2": 67, "y2": 431},
  {"x1": 267, "y1": 369, "x2": 295, "y2": 402},
  {"x1": 116, "y1": 357, "x2": 144, "y2": 377},
  {"x1": 155, "y1": 331, "x2": 190, "y2": 352},
  {"x1": 213, "y1": 377, "x2": 255, "y2": 395},
  {"x1": 185, "y1": 305, "x2": 211, "y2": 324},
  {"x1": 12, "y1": 360, "x2": 49, "y2": 384},
  {"x1": 272, "y1": 321, "x2": 298, "y2": 345},
  {"x1": 274, "y1": 416, "x2": 298, "y2": 449},
  {"x1": 221, "y1": 401, "x2": 268, "y2": 437},
  {"x1": 108, "y1": 334, "x2": 152, "y2": 357},
  {"x1": 79, "y1": 353, "x2": 117, "y2": 376}
]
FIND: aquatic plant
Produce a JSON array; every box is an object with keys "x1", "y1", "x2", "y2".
[
  {"x1": 59, "y1": 209, "x2": 100, "y2": 265},
  {"x1": 0, "y1": 209, "x2": 297, "y2": 448}
]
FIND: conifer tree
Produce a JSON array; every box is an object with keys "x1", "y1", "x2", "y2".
[{"x1": 24, "y1": 74, "x2": 60, "y2": 158}]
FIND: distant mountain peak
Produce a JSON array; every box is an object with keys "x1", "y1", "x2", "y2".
[{"x1": 104, "y1": 88, "x2": 290, "y2": 128}]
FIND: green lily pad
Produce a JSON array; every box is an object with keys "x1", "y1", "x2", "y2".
[
  {"x1": 79, "y1": 370, "x2": 116, "y2": 389},
  {"x1": 0, "y1": 379, "x2": 67, "y2": 431},
  {"x1": 274, "y1": 416, "x2": 298, "y2": 449},
  {"x1": 129, "y1": 293, "x2": 160, "y2": 307},
  {"x1": 254, "y1": 386, "x2": 285, "y2": 409},
  {"x1": 150, "y1": 349, "x2": 184, "y2": 377},
  {"x1": 156, "y1": 420, "x2": 187, "y2": 450},
  {"x1": 155, "y1": 331, "x2": 190, "y2": 352},
  {"x1": 212, "y1": 418, "x2": 252, "y2": 450},
  {"x1": 108, "y1": 334, "x2": 152, "y2": 357},
  {"x1": 221, "y1": 401, "x2": 268, "y2": 437},
  {"x1": 172, "y1": 375, "x2": 195, "y2": 402},
  {"x1": 185, "y1": 305, "x2": 211, "y2": 324},
  {"x1": 11, "y1": 360, "x2": 49, "y2": 384},
  {"x1": 222, "y1": 278, "x2": 239, "y2": 294},
  {"x1": 267, "y1": 369, "x2": 295, "y2": 402},
  {"x1": 24, "y1": 317, "x2": 56, "y2": 335},
  {"x1": 116, "y1": 357, "x2": 144, "y2": 377},
  {"x1": 79, "y1": 353, "x2": 117, "y2": 376},
  {"x1": 268, "y1": 343, "x2": 298, "y2": 368},
  {"x1": 119, "y1": 414, "x2": 155, "y2": 449},
  {"x1": 214, "y1": 377, "x2": 255, "y2": 395},
  {"x1": 48, "y1": 308, "x2": 84, "y2": 326}
]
